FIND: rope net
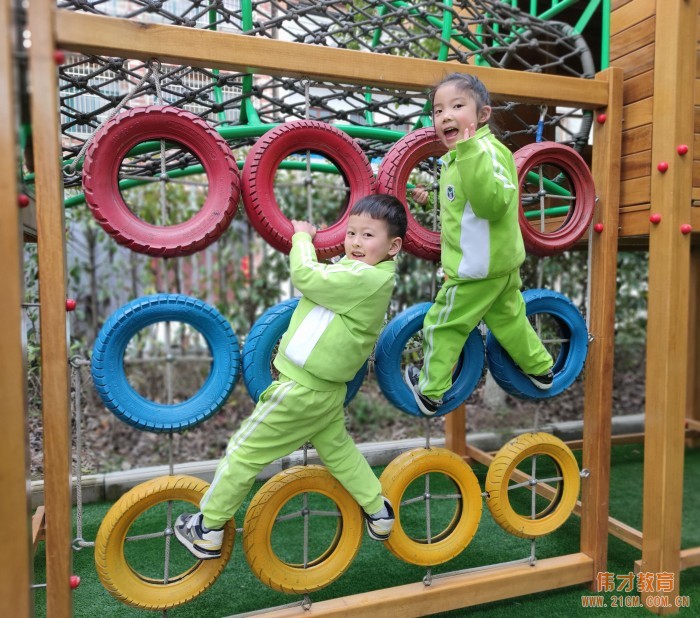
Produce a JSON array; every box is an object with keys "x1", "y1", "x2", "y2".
[{"x1": 53, "y1": 0, "x2": 596, "y2": 188}]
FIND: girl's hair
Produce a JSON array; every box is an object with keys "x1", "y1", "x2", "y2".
[
  {"x1": 349, "y1": 194, "x2": 407, "y2": 240},
  {"x1": 430, "y1": 72, "x2": 495, "y2": 131}
]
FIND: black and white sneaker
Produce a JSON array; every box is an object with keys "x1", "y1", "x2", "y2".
[
  {"x1": 174, "y1": 512, "x2": 224, "y2": 560},
  {"x1": 526, "y1": 370, "x2": 554, "y2": 390},
  {"x1": 404, "y1": 365, "x2": 442, "y2": 416},
  {"x1": 363, "y1": 496, "x2": 395, "y2": 541}
]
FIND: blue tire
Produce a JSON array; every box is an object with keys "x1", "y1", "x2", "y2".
[
  {"x1": 241, "y1": 298, "x2": 366, "y2": 406},
  {"x1": 486, "y1": 289, "x2": 588, "y2": 400},
  {"x1": 374, "y1": 302, "x2": 485, "y2": 417},
  {"x1": 91, "y1": 294, "x2": 240, "y2": 432}
]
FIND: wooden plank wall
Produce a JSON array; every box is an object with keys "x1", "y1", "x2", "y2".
[{"x1": 610, "y1": 0, "x2": 655, "y2": 212}]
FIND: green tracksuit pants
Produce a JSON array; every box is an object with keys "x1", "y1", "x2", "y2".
[
  {"x1": 199, "y1": 377, "x2": 384, "y2": 529},
  {"x1": 419, "y1": 269, "x2": 553, "y2": 400}
]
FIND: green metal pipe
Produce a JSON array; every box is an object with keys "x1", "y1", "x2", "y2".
[
  {"x1": 63, "y1": 159, "x2": 344, "y2": 208},
  {"x1": 523, "y1": 205, "x2": 571, "y2": 219}
]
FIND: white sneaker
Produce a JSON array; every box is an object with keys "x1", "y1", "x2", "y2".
[
  {"x1": 364, "y1": 497, "x2": 395, "y2": 541},
  {"x1": 174, "y1": 512, "x2": 224, "y2": 560}
]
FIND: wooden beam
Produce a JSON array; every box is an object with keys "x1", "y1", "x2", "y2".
[
  {"x1": 28, "y1": 0, "x2": 73, "y2": 615},
  {"x1": 32, "y1": 507, "x2": 46, "y2": 553},
  {"x1": 680, "y1": 547, "x2": 700, "y2": 571},
  {"x1": 641, "y1": 1, "x2": 696, "y2": 613},
  {"x1": 256, "y1": 554, "x2": 593, "y2": 617},
  {"x1": 580, "y1": 66, "x2": 623, "y2": 586},
  {"x1": 0, "y1": 0, "x2": 34, "y2": 615},
  {"x1": 53, "y1": 11, "x2": 610, "y2": 108}
]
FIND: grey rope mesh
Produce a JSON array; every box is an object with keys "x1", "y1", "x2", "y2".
[
  {"x1": 55, "y1": 1, "x2": 597, "y2": 189},
  {"x1": 64, "y1": 59, "x2": 161, "y2": 177}
]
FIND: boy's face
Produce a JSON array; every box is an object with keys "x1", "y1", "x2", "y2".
[
  {"x1": 344, "y1": 213, "x2": 402, "y2": 266},
  {"x1": 433, "y1": 82, "x2": 491, "y2": 150}
]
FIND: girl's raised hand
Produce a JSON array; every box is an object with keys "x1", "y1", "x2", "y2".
[{"x1": 463, "y1": 122, "x2": 477, "y2": 141}]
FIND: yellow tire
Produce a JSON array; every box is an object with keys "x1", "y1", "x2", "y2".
[
  {"x1": 94, "y1": 475, "x2": 235, "y2": 610},
  {"x1": 379, "y1": 447, "x2": 483, "y2": 566},
  {"x1": 485, "y1": 432, "x2": 580, "y2": 539},
  {"x1": 243, "y1": 465, "x2": 363, "y2": 594}
]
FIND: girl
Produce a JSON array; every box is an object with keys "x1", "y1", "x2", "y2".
[{"x1": 406, "y1": 73, "x2": 553, "y2": 415}]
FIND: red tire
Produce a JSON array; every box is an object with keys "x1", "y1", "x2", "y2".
[
  {"x1": 515, "y1": 142, "x2": 595, "y2": 256},
  {"x1": 82, "y1": 106, "x2": 240, "y2": 257},
  {"x1": 241, "y1": 120, "x2": 375, "y2": 259},
  {"x1": 376, "y1": 128, "x2": 446, "y2": 261}
]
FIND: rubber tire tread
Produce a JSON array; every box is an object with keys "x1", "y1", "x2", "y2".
[
  {"x1": 94, "y1": 474, "x2": 236, "y2": 610},
  {"x1": 82, "y1": 105, "x2": 240, "y2": 257},
  {"x1": 242, "y1": 120, "x2": 375, "y2": 259},
  {"x1": 485, "y1": 288, "x2": 587, "y2": 400},
  {"x1": 379, "y1": 448, "x2": 482, "y2": 566},
  {"x1": 515, "y1": 141, "x2": 596, "y2": 256},
  {"x1": 376, "y1": 127, "x2": 446, "y2": 261},
  {"x1": 91, "y1": 293, "x2": 240, "y2": 432},
  {"x1": 242, "y1": 465, "x2": 363, "y2": 594},
  {"x1": 374, "y1": 302, "x2": 485, "y2": 417},
  {"x1": 485, "y1": 432, "x2": 580, "y2": 539},
  {"x1": 241, "y1": 298, "x2": 365, "y2": 406}
]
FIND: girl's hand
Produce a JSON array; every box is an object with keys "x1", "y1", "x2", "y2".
[
  {"x1": 463, "y1": 122, "x2": 477, "y2": 141},
  {"x1": 412, "y1": 185, "x2": 430, "y2": 206},
  {"x1": 292, "y1": 220, "x2": 317, "y2": 239}
]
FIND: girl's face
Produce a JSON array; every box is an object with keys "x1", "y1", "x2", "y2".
[{"x1": 432, "y1": 82, "x2": 491, "y2": 150}]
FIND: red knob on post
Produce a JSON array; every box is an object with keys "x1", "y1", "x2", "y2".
[
  {"x1": 69, "y1": 575, "x2": 80, "y2": 590},
  {"x1": 649, "y1": 213, "x2": 661, "y2": 224},
  {"x1": 53, "y1": 50, "x2": 66, "y2": 65},
  {"x1": 677, "y1": 144, "x2": 689, "y2": 156},
  {"x1": 18, "y1": 193, "x2": 30, "y2": 208},
  {"x1": 680, "y1": 224, "x2": 692, "y2": 235},
  {"x1": 66, "y1": 299, "x2": 77, "y2": 312},
  {"x1": 657, "y1": 161, "x2": 669, "y2": 173},
  {"x1": 596, "y1": 113, "x2": 607, "y2": 124},
  {"x1": 593, "y1": 223, "x2": 604, "y2": 234}
]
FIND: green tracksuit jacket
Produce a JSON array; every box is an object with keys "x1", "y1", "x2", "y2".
[
  {"x1": 200, "y1": 233, "x2": 395, "y2": 528},
  {"x1": 418, "y1": 126, "x2": 552, "y2": 400}
]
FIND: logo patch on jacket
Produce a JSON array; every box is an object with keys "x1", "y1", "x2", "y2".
[{"x1": 446, "y1": 185, "x2": 455, "y2": 201}]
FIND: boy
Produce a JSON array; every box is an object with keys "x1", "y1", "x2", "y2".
[{"x1": 175, "y1": 194, "x2": 407, "y2": 559}]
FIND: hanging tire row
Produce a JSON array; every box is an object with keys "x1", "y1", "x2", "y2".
[
  {"x1": 82, "y1": 106, "x2": 596, "y2": 260},
  {"x1": 91, "y1": 288, "x2": 588, "y2": 431},
  {"x1": 96, "y1": 435, "x2": 581, "y2": 610}
]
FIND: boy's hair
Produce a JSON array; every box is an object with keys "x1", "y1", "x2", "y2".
[
  {"x1": 430, "y1": 72, "x2": 492, "y2": 117},
  {"x1": 349, "y1": 194, "x2": 407, "y2": 240}
]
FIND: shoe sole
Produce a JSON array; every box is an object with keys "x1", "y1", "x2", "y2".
[
  {"x1": 364, "y1": 520, "x2": 392, "y2": 541},
  {"x1": 403, "y1": 366, "x2": 439, "y2": 416},
  {"x1": 173, "y1": 527, "x2": 221, "y2": 560},
  {"x1": 526, "y1": 375, "x2": 554, "y2": 390}
]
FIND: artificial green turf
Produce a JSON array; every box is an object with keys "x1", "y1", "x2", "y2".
[{"x1": 32, "y1": 444, "x2": 700, "y2": 617}]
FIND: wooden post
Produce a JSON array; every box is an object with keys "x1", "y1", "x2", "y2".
[
  {"x1": 579, "y1": 66, "x2": 623, "y2": 584},
  {"x1": 687, "y1": 248, "x2": 700, "y2": 448},
  {"x1": 0, "y1": 0, "x2": 34, "y2": 615},
  {"x1": 444, "y1": 404, "x2": 467, "y2": 458},
  {"x1": 641, "y1": 0, "x2": 696, "y2": 612},
  {"x1": 27, "y1": 1, "x2": 73, "y2": 615}
]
